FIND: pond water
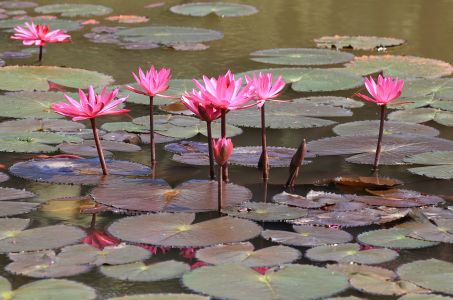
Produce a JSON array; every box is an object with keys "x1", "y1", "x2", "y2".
[{"x1": 0, "y1": 0, "x2": 453, "y2": 299}]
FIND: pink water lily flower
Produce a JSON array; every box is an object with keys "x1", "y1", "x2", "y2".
[
  {"x1": 126, "y1": 66, "x2": 172, "y2": 97},
  {"x1": 11, "y1": 22, "x2": 71, "y2": 46},
  {"x1": 246, "y1": 72, "x2": 286, "y2": 108},
  {"x1": 181, "y1": 90, "x2": 222, "y2": 122},
  {"x1": 212, "y1": 137, "x2": 233, "y2": 166},
  {"x1": 356, "y1": 75, "x2": 404, "y2": 106},
  {"x1": 194, "y1": 70, "x2": 253, "y2": 111},
  {"x1": 51, "y1": 86, "x2": 130, "y2": 121}
]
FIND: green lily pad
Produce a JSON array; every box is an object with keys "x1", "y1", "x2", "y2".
[
  {"x1": 0, "y1": 224, "x2": 86, "y2": 253},
  {"x1": 305, "y1": 243, "x2": 399, "y2": 264},
  {"x1": 0, "y1": 66, "x2": 114, "y2": 92},
  {"x1": 100, "y1": 260, "x2": 189, "y2": 282},
  {"x1": 101, "y1": 122, "x2": 148, "y2": 133},
  {"x1": 0, "y1": 118, "x2": 85, "y2": 133},
  {"x1": 397, "y1": 220, "x2": 453, "y2": 243},
  {"x1": 9, "y1": 157, "x2": 151, "y2": 185},
  {"x1": 108, "y1": 213, "x2": 262, "y2": 248},
  {"x1": 170, "y1": 2, "x2": 258, "y2": 17},
  {"x1": 92, "y1": 178, "x2": 252, "y2": 213},
  {"x1": 59, "y1": 140, "x2": 141, "y2": 157},
  {"x1": 398, "y1": 259, "x2": 453, "y2": 295},
  {"x1": 0, "y1": 218, "x2": 30, "y2": 240},
  {"x1": 350, "y1": 273, "x2": 427, "y2": 296},
  {"x1": 314, "y1": 35, "x2": 405, "y2": 50},
  {"x1": 182, "y1": 264, "x2": 349, "y2": 300},
  {"x1": 250, "y1": 48, "x2": 354, "y2": 66},
  {"x1": 35, "y1": 4, "x2": 113, "y2": 17},
  {"x1": 0, "y1": 17, "x2": 82, "y2": 32},
  {"x1": 333, "y1": 120, "x2": 439, "y2": 137},
  {"x1": 327, "y1": 263, "x2": 397, "y2": 279},
  {"x1": 272, "y1": 190, "x2": 350, "y2": 209},
  {"x1": 351, "y1": 189, "x2": 444, "y2": 208},
  {"x1": 116, "y1": 26, "x2": 223, "y2": 44},
  {"x1": 0, "y1": 276, "x2": 96, "y2": 300},
  {"x1": 345, "y1": 55, "x2": 453, "y2": 80},
  {"x1": 291, "y1": 68, "x2": 364, "y2": 92},
  {"x1": 302, "y1": 96, "x2": 364, "y2": 108},
  {"x1": 221, "y1": 202, "x2": 307, "y2": 222},
  {"x1": 388, "y1": 108, "x2": 453, "y2": 126},
  {"x1": 107, "y1": 295, "x2": 209, "y2": 300},
  {"x1": 405, "y1": 151, "x2": 453, "y2": 179},
  {"x1": 262, "y1": 225, "x2": 353, "y2": 247},
  {"x1": 357, "y1": 227, "x2": 438, "y2": 249},
  {"x1": 308, "y1": 134, "x2": 453, "y2": 165},
  {"x1": 195, "y1": 242, "x2": 301, "y2": 267},
  {"x1": 0, "y1": 132, "x2": 81, "y2": 153},
  {"x1": 58, "y1": 244, "x2": 151, "y2": 266},
  {"x1": 0, "y1": 201, "x2": 39, "y2": 217}
]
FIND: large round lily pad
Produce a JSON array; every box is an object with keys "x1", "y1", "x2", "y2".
[
  {"x1": 35, "y1": 4, "x2": 113, "y2": 17},
  {"x1": 195, "y1": 242, "x2": 301, "y2": 267},
  {"x1": 108, "y1": 213, "x2": 262, "y2": 248},
  {"x1": 0, "y1": 17, "x2": 82, "y2": 32},
  {"x1": 404, "y1": 151, "x2": 453, "y2": 179},
  {"x1": 170, "y1": 2, "x2": 258, "y2": 17},
  {"x1": 92, "y1": 178, "x2": 252, "y2": 213},
  {"x1": 308, "y1": 134, "x2": 453, "y2": 165},
  {"x1": 345, "y1": 55, "x2": 453, "y2": 80},
  {"x1": 0, "y1": 118, "x2": 85, "y2": 133},
  {"x1": 333, "y1": 120, "x2": 439, "y2": 137},
  {"x1": 100, "y1": 260, "x2": 189, "y2": 282},
  {"x1": 116, "y1": 26, "x2": 223, "y2": 44},
  {"x1": 0, "y1": 66, "x2": 114, "y2": 91},
  {"x1": 397, "y1": 220, "x2": 453, "y2": 243},
  {"x1": 0, "y1": 224, "x2": 86, "y2": 253},
  {"x1": 398, "y1": 259, "x2": 453, "y2": 295},
  {"x1": 305, "y1": 243, "x2": 399, "y2": 264},
  {"x1": 350, "y1": 273, "x2": 426, "y2": 296},
  {"x1": 272, "y1": 190, "x2": 350, "y2": 209},
  {"x1": 182, "y1": 264, "x2": 349, "y2": 300},
  {"x1": 388, "y1": 108, "x2": 453, "y2": 126},
  {"x1": 9, "y1": 157, "x2": 151, "y2": 185},
  {"x1": 0, "y1": 201, "x2": 39, "y2": 217},
  {"x1": 357, "y1": 227, "x2": 438, "y2": 249},
  {"x1": 0, "y1": 132, "x2": 81, "y2": 153},
  {"x1": 314, "y1": 35, "x2": 405, "y2": 50},
  {"x1": 0, "y1": 276, "x2": 96, "y2": 300},
  {"x1": 262, "y1": 225, "x2": 353, "y2": 247},
  {"x1": 250, "y1": 48, "x2": 354, "y2": 66},
  {"x1": 221, "y1": 202, "x2": 308, "y2": 222}
]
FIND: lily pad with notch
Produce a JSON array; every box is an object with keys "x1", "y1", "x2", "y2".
[
  {"x1": 333, "y1": 120, "x2": 439, "y2": 137},
  {"x1": 397, "y1": 219, "x2": 453, "y2": 243},
  {"x1": 388, "y1": 108, "x2": 453, "y2": 127},
  {"x1": 0, "y1": 132, "x2": 81, "y2": 153},
  {"x1": 357, "y1": 227, "x2": 438, "y2": 249},
  {"x1": 92, "y1": 177, "x2": 252, "y2": 213},
  {"x1": 250, "y1": 48, "x2": 354, "y2": 66},
  {"x1": 0, "y1": 118, "x2": 85, "y2": 133},
  {"x1": 107, "y1": 213, "x2": 262, "y2": 248},
  {"x1": 35, "y1": 3, "x2": 113, "y2": 17},
  {"x1": 195, "y1": 242, "x2": 301, "y2": 267},
  {"x1": 170, "y1": 2, "x2": 258, "y2": 17},
  {"x1": 314, "y1": 35, "x2": 405, "y2": 50},
  {"x1": 9, "y1": 157, "x2": 151, "y2": 185},
  {"x1": 221, "y1": 202, "x2": 308, "y2": 222},
  {"x1": 0, "y1": 17, "x2": 82, "y2": 32},
  {"x1": 404, "y1": 151, "x2": 453, "y2": 179},
  {"x1": 350, "y1": 273, "x2": 428, "y2": 296},
  {"x1": 273, "y1": 190, "x2": 351, "y2": 209}
]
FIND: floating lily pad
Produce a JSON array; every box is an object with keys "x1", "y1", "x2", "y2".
[
  {"x1": 333, "y1": 120, "x2": 439, "y2": 137},
  {"x1": 116, "y1": 26, "x2": 223, "y2": 44},
  {"x1": 262, "y1": 225, "x2": 353, "y2": 247},
  {"x1": 35, "y1": 4, "x2": 113, "y2": 17},
  {"x1": 315, "y1": 35, "x2": 405, "y2": 50},
  {"x1": 227, "y1": 97, "x2": 352, "y2": 128},
  {"x1": 291, "y1": 68, "x2": 364, "y2": 92},
  {"x1": 9, "y1": 157, "x2": 151, "y2": 185},
  {"x1": 195, "y1": 242, "x2": 301, "y2": 267},
  {"x1": 398, "y1": 259, "x2": 453, "y2": 295},
  {"x1": 138, "y1": 133, "x2": 179, "y2": 144},
  {"x1": 350, "y1": 273, "x2": 427, "y2": 296},
  {"x1": 273, "y1": 190, "x2": 350, "y2": 209},
  {"x1": 105, "y1": 15, "x2": 149, "y2": 23},
  {"x1": 170, "y1": 2, "x2": 257, "y2": 17},
  {"x1": 333, "y1": 176, "x2": 403, "y2": 189},
  {"x1": 58, "y1": 244, "x2": 151, "y2": 266},
  {"x1": 58, "y1": 143, "x2": 112, "y2": 157},
  {"x1": 351, "y1": 189, "x2": 444, "y2": 208},
  {"x1": 0, "y1": 172, "x2": 9, "y2": 183},
  {"x1": 0, "y1": 201, "x2": 39, "y2": 217},
  {"x1": 0, "y1": 1, "x2": 37, "y2": 9},
  {"x1": 399, "y1": 294, "x2": 453, "y2": 300},
  {"x1": 250, "y1": 48, "x2": 354, "y2": 66},
  {"x1": 59, "y1": 140, "x2": 141, "y2": 157},
  {"x1": 305, "y1": 243, "x2": 399, "y2": 264},
  {"x1": 0, "y1": 66, "x2": 114, "y2": 91},
  {"x1": 0, "y1": 224, "x2": 85, "y2": 253},
  {"x1": 302, "y1": 96, "x2": 364, "y2": 108},
  {"x1": 324, "y1": 202, "x2": 369, "y2": 212},
  {"x1": 357, "y1": 227, "x2": 438, "y2": 249},
  {"x1": 397, "y1": 219, "x2": 453, "y2": 243},
  {"x1": 388, "y1": 108, "x2": 453, "y2": 126},
  {"x1": 6, "y1": 250, "x2": 93, "y2": 278},
  {"x1": 405, "y1": 151, "x2": 453, "y2": 179},
  {"x1": 0, "y1": 17, "x2": 82, "y2": 32},
  {"x1": 107, "y1": 295, "x2": 209, "y2": 300},
  {"x1": 0, "y1": 118, "x2": 85, "y2": 133},
  {"x1": 221, "y1": 202, "x2": 308, "y2": 222},
  {"x1": 108, "y1": 213, "x2": 262, "y2": 248},
  {"x1": 0, "y1": 132, "x2": 81, "y2": 153},
  {"x1": 101, "y1": 122, "x2": 148, "y2": 133},
  {"x1": 327, "y1": 263, "x2": 397, "y2": 279},
  {"x1": 92, "y1": 178, "x2": 252, "y2": 213},
  {"x1": 182, "y1": 264, "x2": 349, "y2": 300},
  {"x1": 100, "y1": 260, "x2": 189, "y2": 282},
  {"x1": 345, "y1": 55, "x2": 453, "y2": 80},
  {"x1": 308, "y1": 134, "x2": 453, "y2": 165},
  {"x1": 0, "y1": 276, "x2": 96, "y2": 300},
  {"x1": 0, "y1": 187, "x2": 34, "y2": 201}
]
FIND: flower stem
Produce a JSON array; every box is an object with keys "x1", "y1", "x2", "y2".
[
  {"x1": 373, "y1": 105, "x2": 386, "y2": 171},
  {"x1": 218, "y1": 165, "x2": 223, "y2": 212},
  {"x1": 38, "y1": 45, "x2": 43, "y2": 62},
  {"x1": 149, "y1": 96, "x2": 156, "y2": 164},
  {"x1": 206, "y1": 121, "x2": 215, "y2": 180},
  {"x1": 258, "y1": 104, "x2": 269, "y2": 180},
  {"x1": 221, "y1": 110, "x2": 229, "y2": 182},
  {"x1": 90, "y1": 118, "x2": 108, "y2": 175}
]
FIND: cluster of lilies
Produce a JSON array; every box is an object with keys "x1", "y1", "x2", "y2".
[{"x1": 10, "y1": 22, "x2": 405, "y2": 210}]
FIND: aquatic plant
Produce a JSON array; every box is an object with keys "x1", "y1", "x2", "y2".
[
  {"x1": 212, "y1": 137, "x2": 233, "y2": 211},
  {"x1": 10, "y1": 22, "x2": 71, "y2": 62},
  {"x1": 51, "y1": 86, "x2": 130, "y2": 175}
]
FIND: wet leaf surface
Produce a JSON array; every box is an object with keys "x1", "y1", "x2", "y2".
[
  {"x1": 170, "y1": 2, "x2": 258, "y2": 17},
  {"x1": 314, "y1": 35, "x2": 405, "y2": 50},
  {"x1": 221, "y1": 202, "x2": 308, "y2": 222},
  {"x1": 35, "y1": 3, "x2": 113, "y2": 17},
  {"x1": 250, "y1": 48, "x2": 354, "y2": 66},
  {"x1": 405, "y1": 151, "x2": 453, "y2": 179},
  {"x1": 333, "y1": 120, "x2": 439, "y2": 137},
  {"x1": 358, "y1": 227, "x2": 438, "y2": 249}
]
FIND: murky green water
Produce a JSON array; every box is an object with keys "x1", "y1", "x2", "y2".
[{"x1": 0, "y1": 0, "x2": 453, "y2": 299}]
